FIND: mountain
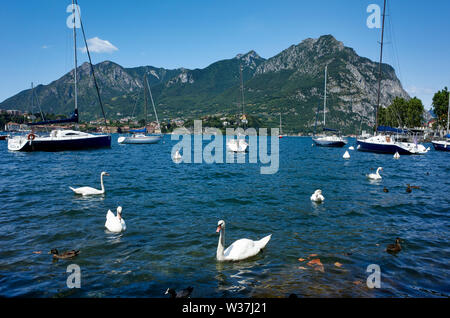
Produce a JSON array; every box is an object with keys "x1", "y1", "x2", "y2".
[{"x1": 0, "y1": 35, "x2": 409, "y2": 133}]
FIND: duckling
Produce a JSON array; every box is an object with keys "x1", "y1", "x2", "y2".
[
  {"x1": 49, "y1": 248, "x2": 80, "y2": 259},
  {"x1": 383, "y1": 187, "x2": 389, "y2": 193},
  {"x1": 386, "y1": 238, "x2": 401, "y2": 254}
]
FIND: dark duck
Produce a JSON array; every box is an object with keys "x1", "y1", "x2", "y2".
[
  {"x1": 386, "y1": 238, "x2": 402, "y2": 254},
  {"x1": 165, "y1": 287, "x2": 194, "y2": 298},
  {"x1": 50, "y1": 249, "x2": 80, "y2": 259}
]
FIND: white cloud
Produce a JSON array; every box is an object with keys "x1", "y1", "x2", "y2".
[
  {"x1": 81, "y1": 37, "x2": 118, "y2": 54},
  {"x1": 41, "y1": 45, "x2": 50, "y2": 49},
  {"x1": 406, "y1": 86, "x2": 434, "y2": 96}
]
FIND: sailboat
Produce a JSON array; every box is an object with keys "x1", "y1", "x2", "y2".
[
  {"x1": 7, "y1": 0, "x2": 111, "y2": 152},
  {"x1": 118, "y1": 73, "x2": 162, "y2": 144},
  {"x1": 431, "y1": 95, "x2": 450, "y2": 152},
  {"x1": 227, "y1": 64, "x2": 249, "y2": 152},
  {"x1": 356, "y1": 0, "x2": 428, "y2": 155},
  {"x1": 312, "y1": 65, "x2": 347, "y2": 147}
]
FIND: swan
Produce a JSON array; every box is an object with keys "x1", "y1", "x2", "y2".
[
  {"x1": 367, "y1": 167, "x2": 383, "y2": 180},
  {"x1": 216, "y1": 220, "x2": 271, "y2": 261},
  {"x1": 105, "y1": 206, "x2": 126, "y2": 233},
  {"x1": 343, "y1": 150, "x2": 350, "y2": 159},
  {"x1": 69, "y1": 171, "x2": 109, "y2": 195},
  {"x1": 310, "y1": 189, "x2": 324, "y2": 203},
  {"x1": 393, "y1": 152, "x2": 400, "y2": 159},
  {"x1": 349, "y1": 146, "x2": 355, "y2": 150},
  {"x1": 173, "y1": 150, "x2": 182, "y2": 161}
]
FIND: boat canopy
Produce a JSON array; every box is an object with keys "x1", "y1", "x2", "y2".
[
  {"x1": 323, "y1": 128, "x2": 338, "y2": 132},
  {"x1": 130, "y1": 128, "x2": 146, "y2": 133},
  {"x1": 446, "y1": 134, "x2": 450, "y2": 138},
  {"x1": 27, "y1": 109, "x2": 78, "y2": 126},
  {"x1": 377, "y1": 125, "x2": 408, "y2": 134}
]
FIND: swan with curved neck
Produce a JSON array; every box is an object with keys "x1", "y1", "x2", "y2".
[
  {"x1": 310, "y1": 189, "x2": 324, "y2": 203},
  {"x1": 367, "y1": 167, "x2": 383, "y2": 180},
  {"x1": 216, "y1": 220, "x2": 271, "y2": 262},
  {"x1": 69, "y1": 171, "x2": 109, "y2": 195},
  {"x1": 105, "y1": 206, "x2": 126, "y2": 232}
]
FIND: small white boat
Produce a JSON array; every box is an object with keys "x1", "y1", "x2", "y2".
[
  {"x1": 118, "y1": 133, "x2": 161, "y2": 144},
  {"x1": 118, "y1": 71, "x2": 162, "y2": 145}
]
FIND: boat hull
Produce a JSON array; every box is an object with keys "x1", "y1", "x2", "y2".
[
  {"x1": 432, "y1": 140, "x2": 450, "y2": 152},
  {"x1": 356, "y1": 138, "x2": 427, "y2": 155},
  {"x1": 8, "y1": 134, "x2": 111, "y2": 152},
  {"x1": 312, "y1": 137, "x2": 347, "y2": 148},
  {"x1": 118, "y1": 135, "x2": 161, "y2": 144}
]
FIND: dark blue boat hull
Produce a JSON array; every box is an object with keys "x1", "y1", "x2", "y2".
[
  {"x1": 20, "y1": 135, "x2": 111, "y2": 152},
  {"x1": 356, "y1": 139, "x2": 411, "y2": 155},
  {"x1": 432, "y1": 141, "x2": 450, "y2": 152}
]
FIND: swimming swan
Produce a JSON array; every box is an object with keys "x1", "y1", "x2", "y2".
[
  {"x1": 105, "y1": 206, "x2": 126, "y2": 233},
  {"x1": 310, "y1": 189, "x2": 325, "y2": 203},
  {"x1": 343, "y1": 151, "x2": 350, "y2": 159},
  {"x1": 69, "y1": 171, "x2": 109, "y2": 196},
  {"x1": 216, "y1": 220, "x2": 271, "y2": 261},
  {"x1": 367, "y1": 167, "x2": 383, "y2": 180},
  {"x1": 394, "y1": 152, "x2": 400, "y2": 159}
]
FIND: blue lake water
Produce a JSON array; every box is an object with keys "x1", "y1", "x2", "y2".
[{"x1": 0, "y1": 135, "x2": 448, "y2": 297}]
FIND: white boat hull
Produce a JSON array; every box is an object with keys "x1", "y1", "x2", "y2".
[{"x1": 118, "y1": 134, "x2": 162, "y2": 144}]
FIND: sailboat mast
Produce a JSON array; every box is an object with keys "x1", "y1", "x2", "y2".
[
  {"x1": 324, "y1": 65, "x2": 327, "y2": 126},
  {"x1": 280, "y1": 112, "x2": 282, "y2": 134},
  {"x1": 143, "y1": 75, "x2": 148, "y2": 128},
  {"x1": 447, "y1": 91, "x2": 450, "y2": 134},
  {"x1": 145, "y1": 74, "x2": 160, "y2": 132},
  {"x1": 72, "y1": 0, "x2": 78, "y2": 112},
  {"x1": 375, "y1": 0, "x2": 387, "y2": 132},
  {"x1": 240, "y1": 64, "x2": 245, "y2": 117}
]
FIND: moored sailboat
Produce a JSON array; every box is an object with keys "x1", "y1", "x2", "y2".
[
  {"x1": 118, "y1": 73, "x2": 162, "y2": 144},
  {"x1": 7, "y1": 0, "x2": 111, "y2": 152},
  {"x1": 312, "y1": 65, "x2": 347, "y2": 147},
  {"x1": 431, "y1": 94, "x2": 450, "y2": 152},
  {"x1": 356, "y1": 0, "x2": 427, "y2": 155}
]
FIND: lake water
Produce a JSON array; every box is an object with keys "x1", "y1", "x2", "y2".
[{"x1": 0, "y1": 135, "x2": 448, "y2": 297}]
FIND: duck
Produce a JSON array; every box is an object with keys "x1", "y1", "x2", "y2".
[
  {"x1": 69, "y1": 171, "x2": 109, "y2": 196},
  {"x1": 386, "y1": 238, "x2": 402, "y2": 254},
  {"x1": 367, "y1": 167, "x2": 383, "y2": 180},
  {"x1": 393, "y1": 152, "x2": 400, "y2": 159},
  {"x1": 343, "y1": 150, "x2": 350, "y2": 159},
  {"x1": 165, "y1": 287, "x2": 194, "y2": 298},
  {"x1": 383, "y1": 187, "x2": 389, "y2": 193},
  {"x1": 216, "y1": 220, "x2": 271, "y2": 262},
  {"x1": 310, "y1": 189, "x2": 325, "y2": 203},
  {"x1": 105, "y1": 206, "x2": 126, "y2": 233},
  {"x1": 49, "y1": 248, "x2": 80, "y2": 259}
]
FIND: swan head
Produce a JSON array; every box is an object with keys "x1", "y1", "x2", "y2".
[
  {"x1": 377, "y1": 167, "x2": 383, "y2": 173},
  {"x1": 101, "y1": 171, "x2": 110, "y2": 176},
  {"x1": 116, "y1": 206, "x2": 123, "y2": 218},
  {"x1": 216, "y1": 220, "x2": 225, "y2": 233},
  {"x1": 314, "y1": 189, "x2": 322, "y2": 195}
]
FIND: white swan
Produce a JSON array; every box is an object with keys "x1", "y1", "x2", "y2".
[
  {"x1": 173, "y1": 150, "x2": 182, "y2": 161},
  {"x1": 393, "y1": 152, "x2": 400, "y2": 159},
  {"x1": 310, "y1": 189, "x2": 325, "y2": 203},
  {"x1": 69, "y1": 171, "x2": 109, "y2": 196},
  {"x1": 367, "y1": 167, "x2": 383, "y2": 180},
  {"x1": 343, "y1": 150, "x2": 350, "y2": 159},
  {"x1": 105, "y1": 206, "x2": 126, "y2": 233},
  {"x1": 216, "y1": 220, "x2": 271, "y2": 261},
  {"x1": 349, "y1": 146, "x2": 355, "y2": 150}
]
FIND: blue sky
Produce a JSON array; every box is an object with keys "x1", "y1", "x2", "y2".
[{"x1": 0, "y1": 0, "x2": 449, "y2": 109}]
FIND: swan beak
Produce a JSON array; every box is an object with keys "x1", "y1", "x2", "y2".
[
  {"x1": 216, "y1": 226, "x2": 221, "y2": 233},
  {"x1": 105, "y1": 173, "x2": 110, "y2": 176}
]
